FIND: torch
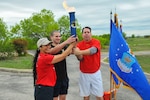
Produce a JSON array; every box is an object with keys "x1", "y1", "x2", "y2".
[{"x1": 63, "y1": 0, "x2": 76, "y2": 37}]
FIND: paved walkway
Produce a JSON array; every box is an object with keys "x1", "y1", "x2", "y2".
[{"x1": 0, "y1": 50, "x2": 150, "y2": 100}]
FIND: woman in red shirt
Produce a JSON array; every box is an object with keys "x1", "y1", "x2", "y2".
[{"x1": 33, "y1": 37, "x2": 76, "y2": 100}]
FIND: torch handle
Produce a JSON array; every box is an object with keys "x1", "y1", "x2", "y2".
[{"x1": 69, "y1": 12, "x2": 76, "y2": 37}]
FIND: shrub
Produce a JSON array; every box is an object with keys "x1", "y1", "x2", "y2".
[
  {"x1": 0, "y1": 52, "x2": 18, "y2": 60},
  {"x1": 92, "y1": 35, "x2": 110, "y2": 49},
  {"x1": 0, "y1": 40, "x2": 17, "y2": 60},
  {"x1": 12, "y1": 38, "x2": 28, "y2": 56},
  {"x1": 25, "y1": 38, "x2": 37, "y2": 49}
]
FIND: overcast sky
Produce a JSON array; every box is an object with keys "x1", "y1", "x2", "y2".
[{"x1": 0, "y1": 0, "x2": 150, "y2": 36}]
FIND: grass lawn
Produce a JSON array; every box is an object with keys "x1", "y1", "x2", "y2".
[
  {"x1": 102, "y1": 37, "x2": 150, "y2": 52},
  {"x1": 104, "y1": 55, "x2": 150, "y2": 73},
  {"x1": 126, "y1": 37, "x2": 150, "y2": 51},
  {"x1": 0, "y1": 55, "x2": 33, "y2": 69},
  {"x1": 136, "y1": 55, "x2": 150, "y2": 73}
]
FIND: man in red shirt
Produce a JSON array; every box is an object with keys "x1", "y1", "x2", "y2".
[{"x1": 73, "y1": 26, "x2": 104, "y2": 100}]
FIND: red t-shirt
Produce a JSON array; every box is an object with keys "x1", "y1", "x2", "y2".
[
  {"x1": 36, "y1": 53, "x2": 56, "y2": 86},
  {"x1": 77, "y1": 38, "x2": 101, "y2": 73}
]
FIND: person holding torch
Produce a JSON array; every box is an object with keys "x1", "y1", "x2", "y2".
[
  {"x1": 73, "y1": 26, "x2": 104, "y2": 100},
  {"x1": 32, "y1": 37, "x2": 76, "y2": 100},
  {"x1": 48, "y1": 31, "x2": 76, "y2": 100}
]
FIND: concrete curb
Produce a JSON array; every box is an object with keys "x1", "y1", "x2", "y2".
[{"x1": 0, "y1": 67, "x2": 32, "y2": 73}]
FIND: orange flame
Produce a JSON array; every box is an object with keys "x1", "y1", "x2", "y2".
[{"x1": 63, "y1": 0, "x2": 75, "y2": 12}]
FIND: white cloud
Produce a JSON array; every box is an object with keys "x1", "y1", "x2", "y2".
[
  {"x1": 118, "y1": 4, "x2": 136, "y2": 10},
  {"x1": 0, "y1": 0, "x2": 150, "y2": 36},
  {"x1": 0, "y1": 11, "x2": 31, "y2": 18}
]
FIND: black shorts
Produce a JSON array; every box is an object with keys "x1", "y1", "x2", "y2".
[
  {"x1": 53, "y1": 79, "x2": 69, "y2": 97},
  {"x1": 35, "y1": 85, "x2": 53, "y2": 100}
]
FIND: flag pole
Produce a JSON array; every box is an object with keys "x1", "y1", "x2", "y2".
[
  {"x1": 110, "y1": 71, "x2": 112, "y2": 100},
  {"x1": 110, "y1": 10, "x2": 113, "y2": 100},
  {"x1": 110, "y1": 10, "x2": 112, "y2": 20},
  {"x1": 110, "y1": 10, "x2": 117, "y2": 100}
]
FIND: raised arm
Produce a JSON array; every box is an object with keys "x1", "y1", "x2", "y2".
[
  {"x1": 46, "y1": 35, "x2": 76, "y2": 54},
  {"x1": 51, "y1": 42, "x2": 76, "y2": 64}
]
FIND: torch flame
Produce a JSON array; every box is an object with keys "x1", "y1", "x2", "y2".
[{"x1": 63, "y1": 0, "x2": 75, "y2": 12}]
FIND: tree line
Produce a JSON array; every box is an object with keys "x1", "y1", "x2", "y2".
[{"x1": 0, "y1": 9, "x2": 110, "y2": 59}]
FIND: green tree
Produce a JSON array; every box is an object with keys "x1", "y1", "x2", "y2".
[
  {"x1": 58, "y1": 15, "x2": 70, "y2": 34},
  {"x1": 10, "y1": 9, "x2": 59, "y2": 49},
  {"x1": 10, "y1": 9, "x2": 83, "y2": 49},
  {"x1": 0, "y1": 18, "x2": 15, "y2": 59},
  {"x1": 11, "y1": 9, "x2": 59, "y2": 39},
  {"x1": 10, "y1": 24, "x2": 22, "y2": 38},
  {"x1": 0, "y1": 18, "x2": 13, "y2": 52},
  {"x1": 92, "y1": 34, "x2": 110, "y2": 49},
  {"x1": 122, "y1": 32, "x2": 127, "y2": 39},
  {"x1": 57, "y1": 15, "x2": 82, "y2": 41},
  {"x1": 131, "y1": 34, "x2": 135, "y2": 38},
  {"x1": 0, "y1": 18, "x2": 8, "y2": 41}
]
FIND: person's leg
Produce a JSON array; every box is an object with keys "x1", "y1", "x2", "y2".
[
  {"x1": 96, "y1": 96, "x2": 103, "y2": 100},
  {"x1": 79, "y1": 72, "x2": 90, "y2": 99},
  {"x1": 90, "y1": 70, "x2": 104, "y2": 100},
  {"x1": 59, "y1": 94, "x2": 66, "y2": 100},
  {"x1": 59, "y1": 79, "x2": 69, "y2": 100},
  {"x1": 35, "y1": 85, "x2": 53, "y2": 100},
  {"x1": 84, "y1": 96, "x2": 90, "y2": 100},
  {"x1": 53, "y1": 81, "x2": 61, "y2": 100},
  {"x1": 53, "y1": 97, "x2": 58, "y2": 100}
]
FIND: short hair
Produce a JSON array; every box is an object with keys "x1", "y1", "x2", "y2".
[
  {"x1": 82, "y1": 26, "x2": 91, "y2": 33},
  {"x1": 50, "y1": 30, "x2": 60, "y2": 36}
]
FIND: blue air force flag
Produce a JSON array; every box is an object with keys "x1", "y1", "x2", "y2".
[{"x1": 109, "y1": 20, "x2": 150, "y2": 100}]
